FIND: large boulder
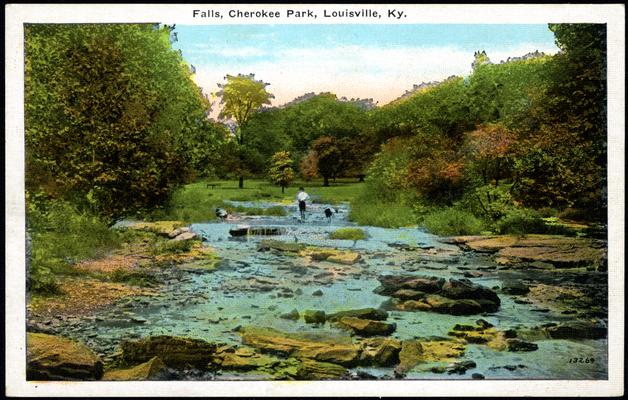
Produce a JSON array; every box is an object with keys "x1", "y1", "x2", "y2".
[
  {"x1": 375, "y1": 275, "x2": 444, "y2": 296},
  {"x1": 441, "y1": 278, "x2": 501, "y2": 304},
  {"x1": 119, "y1": 335, "x2": 217, "y2": 369},
  {"x1": 27, "y1": 333, "x2": 103, "y2": 380},
  {"x1": 358, "y1": 338, "x2": 401, "y2": 367},
  {"x1": 327, "y1": 308, "x2": 389, "y2": 322},
  {"x1": 303, "y1": 310, "x2": 326, "y2": 324},
  {"x1": 336, "y1": 317, "x2": 396, "y2": 337},
  {"x1": 294, "y1": 358, "x2": 348, "y2": 380},
  {"x1": 544, "y1": 321, "x2": 607, "y2": 340},
  {"x1": 102, "y1": 356, "x2": 167, "y2": 380},
  {"x1": 395, "y1": 340, "x2": 424, "y2": 375},
  {"x1": 240, "y1": 327, "x2": 360, "y2": 367}
]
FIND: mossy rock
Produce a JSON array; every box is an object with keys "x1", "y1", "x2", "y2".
[
  {"x1": 119, "y1": 335, "x2": 217, "y2": 369},
  {"x1": 358, "y1": 337, "x2": 402, "y2": 367},
  {"x1": 129, "y1": 221, "x2": 185, "y2": 237},
  {"x1": 303, "y1": 310, "x2": 326, "y2": 324},
  {"x1": 258, "y1": 240, "x2": 305, "y2": 253},
  {"x1": 329, "y1": 228, "x2": 367, "y2": 241},
  {"x1": 102, "y1": 356, "x2": 166, "y2": 380},
  {"x1": 336, "y1": 317, "x2": 396, "y2": 337},
  {"x1": 327, "y1": 307, "x2": 389, "y2": 322},
  {"x1": 294, "y1": 358, "x2": 347, "y2": 380},
  {"x1": 27, "y1": 332, "x2": 103, "y2": 380},
  {"x1": 240, "y1": 326, "x2": 360, "y2": 367}
]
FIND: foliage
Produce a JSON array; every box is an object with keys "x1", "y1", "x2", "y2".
[
  {"x1": 463, "y1": 123, "x2": 516, "y2": 187},
  {"x1": 25, "y1": 24, "x2": 213, "y2": 222},
  {"x1": 268, "y1": 151, "x2": 295, "y2": 193},
  {"x1": 494, "y1": 208, "x2": 547, "y2": 235},
  {"x1": 363, "y1": 137, "x2": 412, "y2": 202},
  {"x1": 329, "y1": 228, "x2": 367, "y2": 241},
  {"x1": 348, "y1": 188, "x2": 416, "y2": 228},
  {"x1": 109, "y1": 269, "x2": 159, "y2": 287},
  {"x1": 310, "y1": 136, "x2": 342, "y2": 186},
  {"x1": 299, "y1": 150, "x2": 319, "y2": 181},
  {"x1": 26, "y1": 196, "x2": 124, "y2": 293},
  {"x1": 216, "y1": 73, "x2": 274, "y2": 188},
  {"x1": 421, "y1": 207, "x2": 486, "y2": 236}
]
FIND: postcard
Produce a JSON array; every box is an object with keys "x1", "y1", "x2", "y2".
[{"x1": 5, "y1": 3, "x2": 625, "y2": 397}]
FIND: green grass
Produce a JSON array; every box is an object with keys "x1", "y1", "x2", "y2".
[
  {"x1": 329, "y1": 227, "x2": 367, "y2": 240},
  {"x1": 27, "y1": 200, "x2": 127, "y2": 294},
  {"x1": 421, "y1": 207, "x2": 487, "y2": 236},
  {"x1": 148, "y1": 178, "x2": 364, "y2": 223}
]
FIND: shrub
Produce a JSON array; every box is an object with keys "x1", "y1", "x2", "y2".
[
  {"x1": 151, "y1": 239, "x2": 194, "y2": 255},
  {"x1": 349, "y1": 191, "x2": 415, "y2": 228},
  {"x1": 422, "y1": 207, "x2": 486, "y2": 236},
  {"x1": 27, "y1": 198, "x2": 124, "y2": 294},
  {"x1": 329, "y1": 228, "x2": 367, "y2": 240},
  {"x1": 495, "y1": 208, "x2": 547, "y2": 234}
]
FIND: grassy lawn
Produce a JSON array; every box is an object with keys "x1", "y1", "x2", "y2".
[{"x1": 149, "y1": 178, "x2": 365, "y2": 223}]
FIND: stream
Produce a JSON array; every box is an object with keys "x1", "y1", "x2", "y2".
[{"x1": 47, "y1": 200, "x2": 608, "y2": 380}]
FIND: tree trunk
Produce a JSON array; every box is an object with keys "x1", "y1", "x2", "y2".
[
  {"x1": 358, "y1": 175, "x2": 365, "y2": 182},
  {"x1": 323, "y1": 176, "x2": 329, "y2": 187},
  {"x1": 281, "y1": 185, "x2": 285, "y2": 193},
  {"x1": 239, "y1": 176, "x2": 244, "y2": 189}
]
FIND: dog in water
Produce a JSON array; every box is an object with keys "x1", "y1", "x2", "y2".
[{"x1": 324, "y1": 208, "x2": 333, "y2": 223}]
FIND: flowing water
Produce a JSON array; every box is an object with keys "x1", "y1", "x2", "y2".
[{"x1": 52, "y1": 201, "x2": 608, "y2": 380}]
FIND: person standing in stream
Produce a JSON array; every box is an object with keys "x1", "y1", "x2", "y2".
[{"x1": 296, "y1": 187, "x2": 310, "y2": 221}]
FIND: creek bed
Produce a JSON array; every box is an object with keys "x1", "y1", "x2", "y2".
[{"x1": 46, "y1": 201, "x2": 608, "y2": 380}]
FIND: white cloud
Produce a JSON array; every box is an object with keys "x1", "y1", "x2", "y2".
[{"x1": 192, "y1": 42, "x2": 559, "y2": 117}]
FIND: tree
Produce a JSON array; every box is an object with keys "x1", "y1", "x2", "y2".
[
  {"x1": 299, "y1": 150, "x2": 319, "y2": 181},
  {"x1": 216, "y1": 73, "x2": 274, "y2": 188},
  {"x1": 310, "y1": 136, "x2": 341, "y2": 187},
  {"x1": 25, "y1": 24, "x2": 212, "y2": 222},
  {"x1": 268, "y1": 151, "x2": 295, "y2": 193}
]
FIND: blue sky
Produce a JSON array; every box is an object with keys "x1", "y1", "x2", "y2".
[{"x1": 172, "y1": 24, "x2": 559, "y2": 109}]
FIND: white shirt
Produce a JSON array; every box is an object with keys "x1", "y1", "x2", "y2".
[{"x1": 296, "y1": 191, "x2": 309, "y2": 202}]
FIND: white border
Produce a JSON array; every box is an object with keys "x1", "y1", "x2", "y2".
[{"x1": 5, "y1": 3, "x2": 625, "y2": 397}]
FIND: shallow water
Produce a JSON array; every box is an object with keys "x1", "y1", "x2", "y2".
[{"x1": 58, "y1": 201, "x2": 608, "y2": 380}]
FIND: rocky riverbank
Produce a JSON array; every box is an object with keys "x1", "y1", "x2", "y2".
[{"x1": 26, "y1": 205, "x2": 609, "y2": 381}]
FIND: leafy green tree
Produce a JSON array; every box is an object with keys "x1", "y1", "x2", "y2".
[
  {"x1": 25, "y1": 24, "x2": 212, "y2": 222},
  {"x1": 216, "y1": 73, "x2": 274, "y2": 188},
  {"x1": 268, "y1": 151, "x2": 295, "y2": 193},
  {"x1": 311, "y1": 136, "x2": 341, "y2": 187}
]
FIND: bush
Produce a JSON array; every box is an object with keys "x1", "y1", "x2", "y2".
[
  {"x1": 349, "y1": 190, "x2": 415, "y2": 228},
  {"x1": 151, "y1": 239, "x2": 194, "y2": 255},
  {"x1": 422, "y1": 207, "x2": 486, "y2": 236},
  {"x1": 264, "y1": 206, "x2": 287, "y2": 216},
  {"x1": 329, "y1": 228, "x2": 367, "y2": 240},
  {"x1": 27, "y1": 198, "x2": 124, "y2": 294},
  {"x1": 495, "y1": 208, "x2": 547, "y2": 234}
]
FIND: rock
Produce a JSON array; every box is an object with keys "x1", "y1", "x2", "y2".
[
  {"x1": 295, "y1": 358, "x2": 347, "y2": 380},
  {"x1": 327, "y1": 252, "x2": 362, "y2": 265},
  {"x1": 27, "y1": 333, "x2": 103, "y2": 380},
  {"x1": 102, "y1": 356, "x2": 166, "y2": 380},
  {"x1": 375, "y1": 275, "x2": 444, "y2": 296},
  {"x1": 257, "y1": 240, "x2": 304, "y2": 253},
  {"x1": 327, "y1": 308, "x2": 389, "y2": 322},
  {"x1": 119, "y1": 335, "x2": 217, "y2": 369},
  {"x1": 472, "y1": 373, "x2": 485, "y2": 379},
  {"x1": 172, "y1": 231, "x2": 199, "y2": 241},
  {"x1": 506, "y1": 339, "x2": 538, "y2": 352},
  {"x1": 544, "y1": 322, "x2": 607, "y2": 339},
  {"x1": 210, "y1": 346, "x2": 278, "y2": 371},
  {"x1": 168, "y1": 227, "x2": 191, "y2": 238},
  {"x1": 441, "y1": 278, "x2": 501, "y2": 304},
  {"x1": 303, "y1": 310, "x2": 326, "y2": 324},
  {"x1": 446, "y1": 360, "x2": 477, "y2": 375},
  {"x1": 240, "y1": 327, "x2": 360, "y2": 367},
  {"x1": 501, "y1": 281, "x2": 530, "y2": 295},
  {"x1": 358, "y1": 338, "x2": 401, "y2": 367},
  {"x1": 129, "y1": 221, "x2": 184, "y2": 237},
  {"x1": 312, "y1": 289, "x2": 324, "y2": 296},
  {"x1": 231, "y1": 226, "x2": 285, "y2": 237},
  {"x1": 279, "y1": 309, "x2": 300, "y2": 321},
  {"x1": 395, "y1": 340, "x2": 424, "y2": 374},
  {"x1": 336, "y1": 317, "x2": 396, "y2": 337},
  {"x1": 294, "y1": 288, "x2": 303, "y2": 295},
  {"x1": 392, "y1": 289, "x2": 426, "y2": 300}
]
